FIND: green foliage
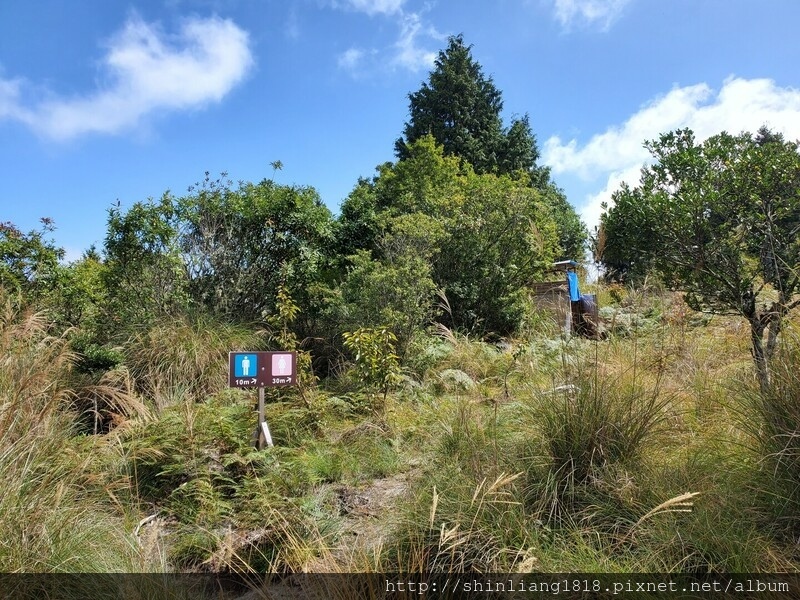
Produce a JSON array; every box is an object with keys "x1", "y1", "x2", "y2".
[
  {"x1": 332, "y1": 34, "x2": 588, "y2": 338},
  {"x1": 265, "y1": 284, "x2": 318, "y2": 407},
  {"x1": 597, "y1": 182, "x2": 660, "y2": 282},
  {"x1": 267, "y1": 283, "x2": 301, "y2": 345},
  {"x1": 103, "y1": 173, "x2": 334, "y2": 331},
  {"x1": 280, "y1": 420, "x2": 400, "y2": 484},
  {"x1": 330, "y1": 249, "x2": 437, "y2": 352},
  {"x1": 3, "y1": 278, "x2": 800, "y2": 575},
  {"x1": 393, "y1": 34, "x2": 587, "y2": 259},
  {"x1": 401, "y1": 331, "x2": 453, "y2": 379},
  {"x1": 332, "y1": 177, "x2": 382, "y2": 261},
  {"x1": 438, "y1": 169, "x2": 558, "y2": 332},
  {"x1": 338, "y1": 423, "x2": 400, "y2": 480},
  {"x1": 123, "y1": 393, "x2": 255, "y2": 510},
  {"x1": 386, "y1": 387, "x2": 539, "y2": 572},
  {"x1": 0, "y1": 219, "x2": 64, "y2": 301},
  {"x1": 71, "y1": 333, "x2": 125, "y2": 374},
  {"x1": 168, "y1": 528, "x2": 220, "y2": 569},
  {"x1": 177, "y1": 173, "x2": 334, "y2": 324},
  {"x1": 544, "y1": 185, "x2": 589, "y2": 260},
  {"x1": 342, "y1": 328, "x2": 402, "y2": 406},
  {"x1": 121, "y1": 388, "x2": 356, "y2": 572},
  {"x1": 338, "y1": 136, "x2": 559, "y2": 334},
  {"x1": 103, "y1": 193, "x2": 189, "y2": 327},
  {"x1": 600, "y1": 127, "x2": 800, "y2": 389},
  {"x1": 395, "y1": 34, "x2": 535, "y2": 177},
  {"x1": 51, "y1": 248, "x2": 107, "y2": 331}
]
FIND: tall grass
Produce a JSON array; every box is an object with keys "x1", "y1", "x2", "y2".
[
  {"x1": 125, "y1": 313, "x2": 264, "y2": 410},
  {"x1": 2, "y1": 283, "x2": 798, "y2": 577},
  {"x1": 0, "y1": 295, "x2": 145, "y2": 572},
  {"x1": 389, "y1": 471, "x2": 534, "y2": 572},
  {"x1": 252, "y1": 292, "x2": 797, "y2": 575},
  {"x1": 521, "y1": 350, "x2": 672, "y2": 529},
  {"x1": 740, "y1": 331, "x2": 800, "y2": 540},
  {"x1": 0, "y1": 301, "x2": 73, "y2": 443}
]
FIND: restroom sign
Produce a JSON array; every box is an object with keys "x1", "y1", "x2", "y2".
[{"x1": 228, "y1": 351, "x2": 297, "y2": 388}]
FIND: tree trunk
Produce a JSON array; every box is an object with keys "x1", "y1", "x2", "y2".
[
  {"x1": 765, "y1": 317, "x2": 782, "y2": 365},
  {"x1": 749, "y1": 316, "x2": 770, "y2": 394}
]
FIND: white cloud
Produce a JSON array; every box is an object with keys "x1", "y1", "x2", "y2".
[
  {"x1": 285, "y1": 7, "x2": 301, "y2": 39},
  {"x1": 338, "y1": 47, "x2": 366, "y2": 70},
  {"x1": 0, "y1": 14, "x2": 253, "y2": 140},
  {"x1": 332, "y1": 1, "x2": 439, "y2": 74},
  {"x1": 341, "y1": 0, "x2": 406, "y2": 16},
  {"x1": 391, "y1": 12, "x2": 437, "y2": 71},
  {"x1": 0, "y1": 77, "x2": 25, "y2": 120},
  {"x1": 544, "y1": 83, "x2": 712, "y2": 178},
  {"x1": 542, "y1": 77, "x2": 800, "y2": 231},
  {"x1": 551, "y1": 0, "x2": 632, "y2": 31}
]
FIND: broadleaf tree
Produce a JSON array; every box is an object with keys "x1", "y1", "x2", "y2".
[
  {"x1": 104, "y1": 193, "x2": 189, "y2": 327},
  {"x1": 337, "y1": 136, "x2": 559, "y2": 335},
  {"x1": 103, "y1": 173, "x2": 334, "y2": 334},
  {"x1": 0, "y1": 218, "x2": 64, "y2": 302},
  {"x1": 176, "y1": 173, "x2": 333, "y2": 328},
  {"x1": 599, "y1": 127, "x2": 800, "y2": 390}
]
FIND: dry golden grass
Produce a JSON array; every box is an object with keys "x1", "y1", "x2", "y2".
[
  {"x1": 0, "y1": 293, "x2": 149, "y2": 572},
  {"x1": 125, "y1": 313, "x2": 265, "y2": 410}
]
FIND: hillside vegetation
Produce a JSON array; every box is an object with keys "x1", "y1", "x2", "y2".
[
  {"x1": 1, "y1": 35, "x2": 798, "y2": 594},
  {"x1": 1, "y1": 285, "x2": 798, "y2": 578}
]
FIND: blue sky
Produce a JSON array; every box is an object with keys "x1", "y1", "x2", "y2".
[{"x1": 2, "y1": 0, "x2": 800, "y2": 261}]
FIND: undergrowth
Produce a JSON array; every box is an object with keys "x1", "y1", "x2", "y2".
[{"x1": 1, "y1": 286, "x2": 798, "y2": 577}]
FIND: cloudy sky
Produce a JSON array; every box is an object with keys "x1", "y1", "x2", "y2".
[{"x1": 2, "y1": 0, "x2": 799, "y2": 259}]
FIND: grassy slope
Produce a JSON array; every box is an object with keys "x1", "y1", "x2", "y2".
[{"x1": 1, "y1": 287, "x2": 798, "y2": 574}]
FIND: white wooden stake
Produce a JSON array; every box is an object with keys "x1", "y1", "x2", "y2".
[
  {"x1": 260, "y1": 421, "x2": 274, "y2": 447},
  {"x1": 255, "y1": 387, "x2": 274, "y2": 449}
]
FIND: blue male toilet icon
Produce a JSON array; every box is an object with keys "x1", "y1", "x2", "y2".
[{"x1": 234, "y1": 354, "x2": 257, "y2": 378}]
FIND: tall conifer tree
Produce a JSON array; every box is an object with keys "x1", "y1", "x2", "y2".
[
  {"x1": 395, "y1": 34, "x2": 587, "y2": 259},
  {"x1": 395, "y1": 34, "x2": 536, "y2": 175}
]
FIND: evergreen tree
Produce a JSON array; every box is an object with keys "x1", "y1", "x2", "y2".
[
  {"x1": 394, "y1": 34, "x2": 586, "y2": 259},
  {"x1": 395, "y1": 34, "x2": 532, "y2": 175}
]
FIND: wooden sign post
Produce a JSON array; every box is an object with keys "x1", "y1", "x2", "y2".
[{"x1": 228, "y1": 351, "x2": 297, "y2": 450}]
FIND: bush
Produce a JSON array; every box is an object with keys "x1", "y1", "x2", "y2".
[
  {"x1": 342, "y1": 328, "x2": 403, "y2": 410},
  {"x1": 328, "y1": 250, "x2": 437, "y2": 355}
]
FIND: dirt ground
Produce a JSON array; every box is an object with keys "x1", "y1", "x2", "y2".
[
  {"x1": 233, "y1": 470, "x2": 416, "y2": 599},
  {"x1": 330, "y1": 470, "x2": 414, "y2": 557}
]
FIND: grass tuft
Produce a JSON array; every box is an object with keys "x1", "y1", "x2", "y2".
[
  {"x1": 524, "y1": 361, "x2": 671, "y2": 526},
  {"x1": 125, "y1": 313, "x2": 264, "y2": 410}
]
